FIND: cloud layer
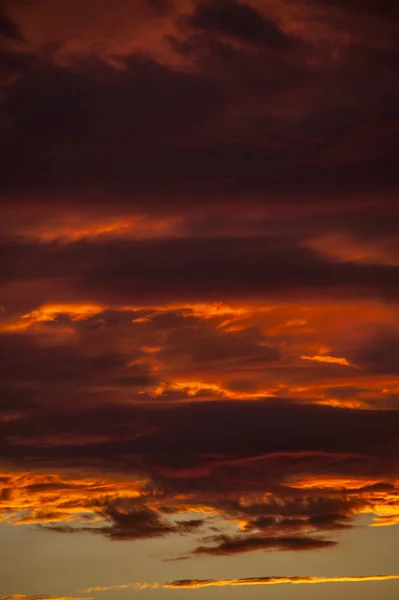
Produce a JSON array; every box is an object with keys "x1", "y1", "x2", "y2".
[{"x1": 0, "y1": 0, "x2": 398, "y2": 591}]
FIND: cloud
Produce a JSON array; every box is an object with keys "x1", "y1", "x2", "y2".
[
  {"x1": 354, "y1": 333, "x2": 399, "y2": 374},
  {"x1": 2, "y1": 236, "x2": 399, "y2": 306},
  {"x1": 81, "y1": 583, "x2": 158, "y2": 593},
  {"x1": 1, "y1": 297, "x2": 399, "y2": 552},
  {"x1": 81, "y1": 573, "x2": 399, "y2": 591},
  {"x1": 164, "y1": 573, "x2": 399, "y2": 588},
  {"x1": 1, "y1": 0, "x2": 399, "y2": 571},
  {"x1": 1, "y1": 422, "x2": 399, "y2": 546},
  {"x1": 1, "y1": 0, "x2": 399, "y2": 202},
  {"x1": 0, "y1": 11, "x2": 24, "y2": 41},
  {"x1": 194, "y1": 533, "x2": 337, "y2": 555},
  {"x1": 186, "y1": 0, "x2": 293, "y2": 48},
  {"x1": 311, "y1": 0, "x2": 399, "y2": 17},
  {"x1": 0, "y1": 596, "x2": 91, "y2": 600},
  {"x1": 300, "y1": 355, "x2": 356, "y2": 367},
  {"x1": 93, "y1": 501, "x2": 204, "y2": 541}
]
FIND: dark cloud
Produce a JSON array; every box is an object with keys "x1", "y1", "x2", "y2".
[
  {"x1": 101, "y1": 502, "x2": 175, "y2": 540},
  {"x1": 312, "y1": 0, "x2": 399, "y2": 17},
  {"x1": 146, "y1": 0, "x2": 174, "y2": 16},
  {"x1": 0, "y1": 11, "x2": 24, "y2": 41},
  {"x1": 3, "y1": 400, "x2": 399, "y2": 474},
  {"x1": 187, "y1": 1, "x2": 292, "y2": 48},
  {"x1": 247, "y1": 512, "x2": 351, "y2": 533},
  {"x1": 1, "y1": 236, "x2": 399, "y2": 305},
  {"x1": 0, "y1": 0, "x2": 398, "y2": 201},
  {"x1": 308, "y1": 513, "x2": 352, "y2": 530},
  {"x1": 42, "y1": 499, "x2": 204, "y2": 541},
  {"x1": 99, "y1": 501, "x2": 203, "y2": 541},
  {"x1": 0, "y1": 331, "x2": 156, "y2": 396},
  {"x1": 159, "y1": 321, "x2": 280, "y2": 366},
  {"x1": 354, "y1": 332, "x2": 399, "y2": 374},
  {"x1": 194, "y1": 533, "x2": 336, "y2": 555},
  {"x1": 0, "y1": 51, "x2": 224, "y2": 195},
  {"x1": 2, "y1": 393, "x2": 397, "y2": 547}
]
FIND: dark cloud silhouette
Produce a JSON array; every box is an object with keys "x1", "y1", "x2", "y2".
[
  {"x1": 98, "y1": 502, "x2": 203, "y2": 541},
  {"x1": 354, "y1": 333, "x2": 399, "y2": 374},
  {"x1": 313, "y1": 0, "x2": 399, "y2": 17},
  {"x1": 0, "y1": 11, "x2": 24, "y2": 41},
  {"x1": 1, "y1": 236, "x2": 399, "y2": 306},
  {"x1": 41, "y1": 499, "x2": 204, "y2": 541},
  {"x1": 194, "y1": 533, "x2": 336, "y2": 555},
  {"x1": 187, "y1": 0, "x2": 292, "y2": 47}
]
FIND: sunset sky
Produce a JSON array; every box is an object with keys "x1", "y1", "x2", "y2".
[{"x1": 1, "y1": 1, "x2": 399, "y2": 599}]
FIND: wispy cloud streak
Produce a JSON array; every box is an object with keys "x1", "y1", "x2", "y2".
[{"x1": 164, "y1": 574, "x2": 399, "y2": 588}]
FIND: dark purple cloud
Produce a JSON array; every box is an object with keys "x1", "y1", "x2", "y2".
[
  {"x1": 0, "y1": 0, "x2": 398, "y2": 201},
  {"x1": 186, "y1": 0, "x2": 292, "y2": 48},
  {"x1": 0, "y1": 10, "x2": 24, "y2": 41},
  {"x1": 194, "y1": 533, "x2": 337, "y2": 555}
]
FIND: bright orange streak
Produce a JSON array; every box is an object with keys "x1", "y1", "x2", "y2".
[
  {"x1": 1, "y1": 301, "x2": 254, "y2": 332},
  {"x1": 140, "y1": 346, "x2": 162, "y2": 354},
  {"x1": 23, "y1": 304, "x2": 105, "y2": 322},
  {"x1": 82, "y1": 583, "x2": 158, "y2": 593},
  {"x1": 164, "y1": 574, "x2": 399, "y2": 588},
  {"x1": 372, "y1": 515, "x2": 399, "y2": 527},
  {"x1": 315, "y1": 398, "x2": 368, "y2": 409},
  {"x1": 287, "y1": 476, "x2": 383, "y2": 490},
  {"x1": 1, "y1": 596, "x2": 92, "y2": 600},
  {"x1": 152, "y1": 380, "x2": 275, "y2": 400},
  {"x1": 25, "y1": 215, "x2": 181, "y2": 243},
  {"x1": 300, "y1": 355, "x2": 355, "y2": 367},
  {"x1": 1, "y1": 303, "x2": 105, "y2": 332},
  {"x1": 39, "y1": 219, "x2": 131, "y2": 241}
]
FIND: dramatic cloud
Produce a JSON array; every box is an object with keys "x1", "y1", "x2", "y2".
[
  {"x1": 1, "y1": 0, "x2": 399, "y2": 200},
  {"x1": 0, "y1": 0, "x2": 398, "y2": 596}
]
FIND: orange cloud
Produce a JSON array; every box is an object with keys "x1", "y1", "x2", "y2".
[
  {"x1": 1, "y1": 596, "x2": 92, "y2": 600},
  {"x1": 152, "y1": 380, "x2": 276, "y2": 400},
  {"x1": 305, "y1": 233, "x2": 399, "y2": 266},
  {"x1": 164, "y1": 574, "x2": 399, "y2": 588},
  {"x1": 1, "y1": 303, "x2": 106, "y2": 332},
  {"x1": 82, "y1": 583, "x2": 158, "y2": 593},
  {"x1": 300, "y1": 355, "x2": 355, "y2": 367},
  {"x1": 285, "y1": 475, "x2": 399, "y2": 527},
  {"x1": 287, "y1": 476, "x2": 383, "y2": 490},
  {"x1": 0, "y1": 471, "x2": 147, "y2": 526},
  {"x1": 28, "y1": 215, "x2": 181, "y2": 243},
  {"x1": 127, "y1": 302, "x2": 255, "y2": 321},
  {"x1": 23, "y1": 304, "x2": 105, "y2": 323}
]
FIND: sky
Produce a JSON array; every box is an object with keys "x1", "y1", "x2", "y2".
[{"x1": 0, "y1": 0, "x2": 399, "y2": 598}]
